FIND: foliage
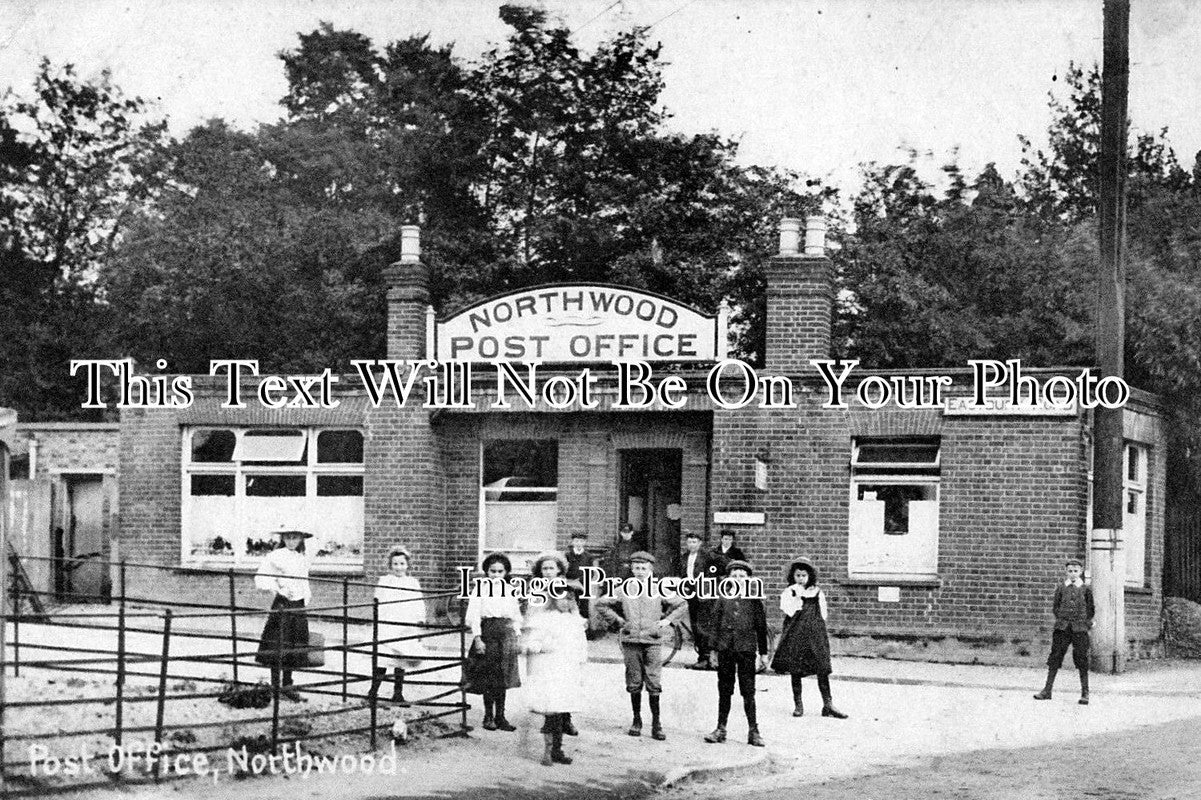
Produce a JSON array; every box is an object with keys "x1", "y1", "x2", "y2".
[
  {"x1": 833, "y1": 160, "x2": 1095, "y2": 368},
  {"x1": 0, "y1": 61, "x2": 168, "y2": 419}
]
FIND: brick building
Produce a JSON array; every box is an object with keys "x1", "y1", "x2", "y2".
[{"x1": 113, "y1": 219, "x2": 1166, "y2": 661}]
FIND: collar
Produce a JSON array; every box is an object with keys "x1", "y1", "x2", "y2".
[{"x1": 1064, "y1": 577, "x2": 1084, "y2": 587}]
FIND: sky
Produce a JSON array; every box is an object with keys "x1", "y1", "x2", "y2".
[{"x1": 1, "y1": 0, "x2": 1199, "y2": 194}]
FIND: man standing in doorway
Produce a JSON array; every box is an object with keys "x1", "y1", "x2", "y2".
[{"x1": 680, "y1": 531, "x2": 718, "y2": 669}]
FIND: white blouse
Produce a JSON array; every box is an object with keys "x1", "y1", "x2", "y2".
[
  {"x1": 254, "y1": 548, "x2": 312, "y2": 604},
  {"x1": 465, "y1": 593, "x2": 523, "y2": 638},
  {"x1": 780, "y1": 584, "x2": 827, "y2": 621}
]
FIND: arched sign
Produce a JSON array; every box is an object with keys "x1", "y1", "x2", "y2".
[{"x1": 431, "y1": 284, "x2": 728, "y2": 363}]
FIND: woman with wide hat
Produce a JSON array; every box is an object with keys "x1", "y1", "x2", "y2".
[
  {"x1": 771, "y1": 557, "x2": 848, "y2": 719},
  {"x1": 254, "y1": 527, "x2": 314, "y2": 702},
  {"x1": 464, "y1": 552, "x2": 523, "y2": 731}
]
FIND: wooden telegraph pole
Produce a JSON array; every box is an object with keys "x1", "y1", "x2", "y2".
[{"x1": 1091, "y1": 0, "x2": 1130, "y2": 674}]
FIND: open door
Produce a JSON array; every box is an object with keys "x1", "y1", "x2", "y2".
[
  {"x1": 618, "y1": 449, "x2": 683, "y2": 575},
  {"x1": 58, "y1": 475, "x2": 108, "y2": 602}
]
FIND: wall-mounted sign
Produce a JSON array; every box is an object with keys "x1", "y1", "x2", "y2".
[
  {"x1": 943, "y1": 397, "x2": 1077, "y2": 416},
  {"x1": 432, "y1": 284, "x2": 727, "y2": 363},
  {"x1": 713, "y1": 511, "x2": 765, "y2": 525}
]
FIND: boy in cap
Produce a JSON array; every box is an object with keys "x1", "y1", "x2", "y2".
[
  {"x1": 597, "y1": 551, "x2": 687, "y2": 739},
  {"x1": 1035, "y1": 557, "x2": 1095, "y2": 705},
  {"x1": 704, "y1": 560, "x2": 768, "y2": 747}
]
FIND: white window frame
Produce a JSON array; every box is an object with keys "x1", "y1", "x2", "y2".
[
  {"x1": 1084, "y1": 441, "x2": 1150, "y2": 587},
  {"x1": 181, "y1": 426, "x2": 365, "y2": 570},
  {"x1": 1124, "y1": 442, "x2": 1148, "y2": 587},
  {"x1": 478, "y1": 439, "x2": 559, "y2": 575},
  {"x1": 848, "y1": 438, "x2": 941, "y2": 580}
]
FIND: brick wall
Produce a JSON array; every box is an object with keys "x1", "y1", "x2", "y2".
[
  {"x1": 21, "y1": 424, "x2": 119, "y2": 478},
  {"x1": 709, "y1": 379, "x2": 1166, "y2": 661}
]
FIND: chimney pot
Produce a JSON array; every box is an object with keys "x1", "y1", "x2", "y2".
[
  {"x1": 778, "y1": 218, "x2": 802, "y2": 256},
  {"x1": 804, "y1": 216, "x2": 827, "y2": 257},
  {"x1": 400, "y1": 225, "x2": 421, "y2": 263}
]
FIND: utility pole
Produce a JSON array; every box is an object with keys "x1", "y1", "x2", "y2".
[{"x1": 1091, "y1": 0, "x2": 1130, "y2": 674}]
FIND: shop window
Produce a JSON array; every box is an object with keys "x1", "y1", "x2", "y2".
[
  {"x1": 481, "y1": 440, "x2": 558, "y2": 573},
  {"x1": 182, "y1": 427, "x2": 364, "y2": 568},
  {"x1": 848, "y1": 438, "x2": 940, "y2": 578},
  {"x1": 1124, "y1": 443, "x2": 1148, "y2": 586}
]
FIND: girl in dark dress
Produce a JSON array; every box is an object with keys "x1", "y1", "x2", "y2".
[
  {"x1": 464, "y1": 552, "x2": 523, "y2": 731},
  {"x1": 771, "y1": 557, "x2": 848, "y2": 719}
]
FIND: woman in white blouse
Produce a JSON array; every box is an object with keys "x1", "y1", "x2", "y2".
[
  {"x1": 254, "y1": 529, "x2": 313, "y2": 702},
  {"x1": 463, "y1": 552, "x2": 523, "y2": 731}
]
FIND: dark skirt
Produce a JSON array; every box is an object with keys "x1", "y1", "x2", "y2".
[
  {"x1": 465, "y1": 617, "x2": 521, "y2": 694},
  {"x1": 771, "y1": 600, "x2": 832, "y2": 677},
  {"x1": 255, "y1": 596, "x2": 310, "y2": 669}
]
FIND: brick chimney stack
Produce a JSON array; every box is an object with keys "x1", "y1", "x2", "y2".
[
  {"x1": 764, "y1": 215, "x2": 834, "y2": 373},
  {"x1": 383, "y1": 225, "x2": 430, "y2": 360}
]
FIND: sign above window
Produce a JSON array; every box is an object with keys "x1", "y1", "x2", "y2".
[{"x1": 433, "y1": 284, "x2": 727, "y2": 363}]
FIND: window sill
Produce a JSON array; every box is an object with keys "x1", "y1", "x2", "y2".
[
  {"x1": 1124, "y1": 584, "x2": 1154, "y2": 596},
  {"x1": 839, "y1": 574, "x2": 942, "y2": 587},
  {"x1": 176, "y1": 562, "x2": 365, "y2": 577}
]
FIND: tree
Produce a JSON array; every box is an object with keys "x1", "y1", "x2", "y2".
[
  {"x1": 0, "y1": 60, "x2": 168, "y2": 419},
  {"x1": 104, "y1": 120, "x2": 393, "y2": 373},
  {"x1": 833, "y1": 159, "x2": 1094, "y2": 369}
]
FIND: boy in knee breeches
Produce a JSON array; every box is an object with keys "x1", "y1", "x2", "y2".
[
  {"x1": 597, "y1": 552, "x2": 687, "y2": 740},
  {"x1": 1034, "y1": 557, "x2": 1095, "y2": 705},
  {"x1": 703, "y1": 560, "x2": 768, "y2": 747}
]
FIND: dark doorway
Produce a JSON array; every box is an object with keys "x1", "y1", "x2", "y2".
[
  {"x1": 619, "y1": 449, "x2": 683, "y2": 575},
  {"x1": 53, "y1": 475, "x2": 108, "y2": 602}
]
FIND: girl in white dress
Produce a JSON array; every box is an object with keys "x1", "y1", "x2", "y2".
[
  {"x1": 523, "y1": 552, "x2": 587, "y2": 766},
  {"x1": 370, "y1": 545, "x2": 428, "y2": 706}
]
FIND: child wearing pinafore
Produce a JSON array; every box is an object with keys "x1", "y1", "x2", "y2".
[
  {"x1": 370, "y1": 545, "x2": 428, "y2": 706},
  {"x1": 522, "y1": 555, "x2": 587, "y2": 766},
  {"x1": 770, "y1": 557, "x2": 847, "y2": 719},
  {"x1": 464, "y1": 552, "x2": 523, "y2": 731}
]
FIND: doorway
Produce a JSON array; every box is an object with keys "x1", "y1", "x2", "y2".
[
  {"x1": 53, "y1": 474, "x2": 108, "y2": 602},
  {"x1": 618, "y1": 449, "x2": 683, "y2": 575}
]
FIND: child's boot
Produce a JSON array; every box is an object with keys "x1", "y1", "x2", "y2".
[
  {"x1": 1078, "y1": 669, "x2": 1089, "y2": 705},
  {"x1": 494, "y1": 692, "x2": 517, "y2": 731},
  {"x1": 366, "y1": 667, "x2": 387, "y2": 702},
  {"x1": 628, "y1": 691, "x2": 643, "y2": 736},
  {"x1": 551, "y1": 717, "x2": 573, "y2": 764},
  {"x1": 562, "y1": 713, "x2": 578, "y2": 736},
  {"x1": 649, "y1": 694, "x2": 665, "y2": 740},
  {"x1": 704, "y1": 695, "x2": 731, "y2": 743},
  {"x1": 482, "y1": 694, "x2": 496, "y2": 730},
  {"x1": 1034, "y1": 667, "x2": 1057, "y2": 700},
  {"x1": 743, "y1": 695, "x2": 765, "y2": 745},
  {"x1": 791, "y1": 674, "x2": 804, "y2": 717},
  {"x1": 541, "y1": 731, "x2": 555, "y2": 766},
  {"x1": 818, "y1": 674, "x2": 848, "y2": 719},
  {"x1": 391, "y1": 668, "x2": 410, "y2": 707}
]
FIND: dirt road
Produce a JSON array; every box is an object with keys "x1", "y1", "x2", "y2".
[{"x1": 661, "y1": 713, "x2": 1201, "y2": 800}]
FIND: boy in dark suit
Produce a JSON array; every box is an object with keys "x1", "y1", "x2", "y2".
[
  {"x1": 709, "y1": 529, "x2": 747, "y2": 576},
  {"x1": 703, "y1": 560, "x2": 768, "y2": 747},
  {"x1": 680, "y1": 531, "x2": 719, "y2": 669},
  {"x1": 565, "y1": 532, "x2": 594, "y2": 620},
  {"x1": 1034, "y1": 557, "x2": 1095, "y2": 705}
]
